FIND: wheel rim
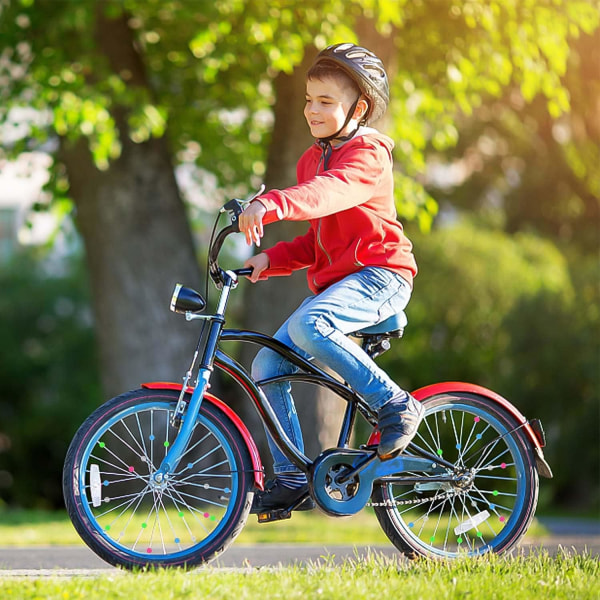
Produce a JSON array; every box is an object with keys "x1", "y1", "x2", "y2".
[
  {"x1": 76, "y1": 401, "x2": 241, "y2": 560},
  {"x1": 379, "y1": 400, "x2": 529, "y2": 557}
]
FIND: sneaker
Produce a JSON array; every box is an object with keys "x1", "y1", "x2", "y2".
[
  {"x1": 250, "y1": 478, "x2": 315, "y2": 514},
  {"x1": 377, "y1": 393, "x2": 424, "y2": 460}
]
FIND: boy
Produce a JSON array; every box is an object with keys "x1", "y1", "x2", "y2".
[{"x1": 238, "y1": 43, "x2": 423, "y2": 513}]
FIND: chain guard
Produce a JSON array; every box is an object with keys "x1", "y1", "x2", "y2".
[{"x1": 309, "y1": 448, "x2": 447, "y2": 517}]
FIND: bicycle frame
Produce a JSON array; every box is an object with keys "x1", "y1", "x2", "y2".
[
  {"x1": 143, "y1": 332, "x2": 462, "y2": 506},
  {"x1": 219, "y1": 330, "x2": 375, "y2": 444}
]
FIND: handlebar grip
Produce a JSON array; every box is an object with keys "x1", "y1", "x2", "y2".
[{"x1": 234, "y1": 267, "x2": 254, "y2": 277}]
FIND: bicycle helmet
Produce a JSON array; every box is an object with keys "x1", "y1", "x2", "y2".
[{"x1": 311, "y1": 43, "x2": 390, "y2": 124}]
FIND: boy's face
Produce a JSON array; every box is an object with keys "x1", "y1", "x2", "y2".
[{"x1": 304, "y1": 76, "x2": 361, "y2": 140}]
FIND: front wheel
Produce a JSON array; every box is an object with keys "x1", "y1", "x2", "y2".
[
  {"x1": 63, "y1": 388, "x2": 255, "y2": 569},
  {"x1": 372, "y1": 392, "x2": 539, "y2": 559}
]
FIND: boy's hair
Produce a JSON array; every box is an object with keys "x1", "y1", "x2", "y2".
[{"x1": 306, "y1": 60, "x2": 363, "y2": 101}]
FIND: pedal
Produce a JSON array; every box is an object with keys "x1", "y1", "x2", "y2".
[{"x1": 257, "y1": 509, "x2": 292, "y2": 523}]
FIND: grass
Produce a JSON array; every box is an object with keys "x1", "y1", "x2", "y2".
[
  {"x1": 0, "y1": 551, "x2": 598, "y2": 599},
  {"x1": 0, "y1": 508, "x2": 549, "y2": 547}
]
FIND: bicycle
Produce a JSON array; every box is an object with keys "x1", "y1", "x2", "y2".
[{"x1": 63, "y1": 188, "x2": 553, "y2": 569}]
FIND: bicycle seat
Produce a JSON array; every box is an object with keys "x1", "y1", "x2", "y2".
[{"x1": 355, "y1": 311, "x2": 408, "y2": 337}]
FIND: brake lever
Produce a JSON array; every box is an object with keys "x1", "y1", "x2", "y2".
[
  {"x1": 220, "y1": 199, "x2": 244, "y2": 231},
  {"x1": 219, "y1": 184, "x2": 266, "y2": 231}
]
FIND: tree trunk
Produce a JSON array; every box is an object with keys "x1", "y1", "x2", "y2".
[
  {"x1": 237, "y1": 48, "x2": 347, "y2": 465},
  {"x1": 61, "y1": 10, "x2": 201, "y2": 399}
]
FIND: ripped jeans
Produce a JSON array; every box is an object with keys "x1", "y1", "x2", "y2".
[{"x1": 251, "y1": 267, "x2": 412, "y2": 475}]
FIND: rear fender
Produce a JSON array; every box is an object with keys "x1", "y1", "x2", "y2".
[
  {"x1": 368, "y1": 381, "x2": 553, "y2": 478},
  {"x1": 141, "y1": 382, "x2": 264, "y2": 490}
]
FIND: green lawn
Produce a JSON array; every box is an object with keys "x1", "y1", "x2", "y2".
[{"x1": 0, "y1": 552, "x2": 598, "y2": 600}]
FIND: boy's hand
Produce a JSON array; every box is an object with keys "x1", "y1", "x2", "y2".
[
  {"x1": 243, "y1": 252, "x2": 270, "y2": 283},
  {"x1": 239, "y1": 201, "x2": 267, "y2": 246}
]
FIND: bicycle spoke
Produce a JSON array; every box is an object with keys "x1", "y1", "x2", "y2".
[
  {"x1": 120, "y1": 417, "x2": 152, "y2": 466},
  {"x1": 175, "y1": 444, "x2": 226, "y2": 477},
  {"x1": 417, "y1": 416, "x2": 442, "y2": 457}
]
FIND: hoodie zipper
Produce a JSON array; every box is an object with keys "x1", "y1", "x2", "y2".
[
  {"x1": 354, "y1": 238, "x2": 364, "y2": 267},
  {"x1": 313, "y1": 149, "x2": 333, "y2": 288},
  {"x1": 314, "y1": 219, "x2": 332, "y2": 289}
]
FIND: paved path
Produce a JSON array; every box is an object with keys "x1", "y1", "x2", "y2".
[{"x1": 0, "y1": 538, "x2": 598, "y2": 575}]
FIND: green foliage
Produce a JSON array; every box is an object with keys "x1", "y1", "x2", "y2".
[
  {"x1": 379, "y1": 218, "x2": 598, "y2": 510},
  {"x1": 383, "y1": 1, "x2": 599, "y2": 228},
  {"x1": 425, "y1": 26, "x2": 600, "y2": 253},
  {"x1": 0, "y1": 249, "x2": 102, "y2": 508},
  {"x1": 502, "y1": 252, "x2": 600, "y2": 509},
  {"x1": 1, "y1": 0, "x2": 597, "y2": 219},
  {"x1": 386, "y1": 218, "x2": 573, "y2": 387}
]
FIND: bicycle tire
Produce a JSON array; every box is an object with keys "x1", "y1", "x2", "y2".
[
  {"x1": 63, "y1": 388, "x2": 254, "y2": 569},
  {"x1": 372, "y1": 392, "x2": 539, "y2": 559}
]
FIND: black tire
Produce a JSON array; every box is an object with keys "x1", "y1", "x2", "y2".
[
  {"x1": 63, "y1": 388, "x2": 254, "y2": 569},
  {"x1": 372, "y1": 392, "x2": 539, "y2": 559}
]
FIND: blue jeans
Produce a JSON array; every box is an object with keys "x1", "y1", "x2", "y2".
[{"x1": 251, "y1": 267, "x2": 412, "y2": 475}]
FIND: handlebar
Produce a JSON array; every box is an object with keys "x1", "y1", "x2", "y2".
[
  {"x1": 234, "y1": 267, "x2": 255, "y2": 277},
  {"x1": 208, "y1": 185, "x2": 265, "y2": 287}
]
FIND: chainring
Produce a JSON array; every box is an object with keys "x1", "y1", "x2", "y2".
[{"x1": 309, "y1": 449, "x2": 373, "y2": 516}]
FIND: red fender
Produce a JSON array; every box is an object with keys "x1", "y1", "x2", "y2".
[
  {"x1": 141, "y1": 382, "x2": 264, "y2": 490},
  {"x1": 368, "y1": 381, "x2": 552, "y2": 478}
]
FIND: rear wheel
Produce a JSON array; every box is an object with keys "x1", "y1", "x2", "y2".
[
  {"x1": 63, "y1": 388, "x2": 254, "y2": 569},
  {"x1": 372, "y1": 393, "x2": 539, "y2": 558}
]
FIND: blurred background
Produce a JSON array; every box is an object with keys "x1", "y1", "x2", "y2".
[{"x1": 0, "y1": 0, "x2": 598, "y2": 517}]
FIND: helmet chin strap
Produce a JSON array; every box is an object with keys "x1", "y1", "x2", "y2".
[{"x1": 317, "y1": 97, "x2": 361, "y2": 171}]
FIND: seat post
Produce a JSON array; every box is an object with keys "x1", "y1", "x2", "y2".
[{"x1": 361, "y1": 335, "x2": 393, "y2": 359}]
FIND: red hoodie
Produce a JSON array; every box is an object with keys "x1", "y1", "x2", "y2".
[{"x1": 257, "y1": 130, "x2": 417, "y2": 294}]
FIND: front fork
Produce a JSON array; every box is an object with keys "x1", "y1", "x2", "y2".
[{"x1": 152, "y1": 272, "x2": 237, "y2": 484}]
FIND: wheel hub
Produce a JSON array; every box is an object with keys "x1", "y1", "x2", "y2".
[
  {"x1": 452, "y1": 469, "x2": 476, "y2": 491},
  {"x1": 150, "y1": 472, "x2": 171, "y2": 490}
]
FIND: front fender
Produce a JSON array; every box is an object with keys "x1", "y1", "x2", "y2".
[
  {"x1": 369, "y1": 381, "x2": 552, "y2": 478},
  {"x1": 141, "y1": 382, "x2": 264, "y2": 490}
]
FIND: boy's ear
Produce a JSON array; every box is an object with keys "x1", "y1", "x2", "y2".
[{"x1": 354, "y1": 97, "x2": 370, "y2": 122}]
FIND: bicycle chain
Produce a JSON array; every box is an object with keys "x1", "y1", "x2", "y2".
[{"x1": 367, "y1": 490, "x2": 458, "y2": 508}]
